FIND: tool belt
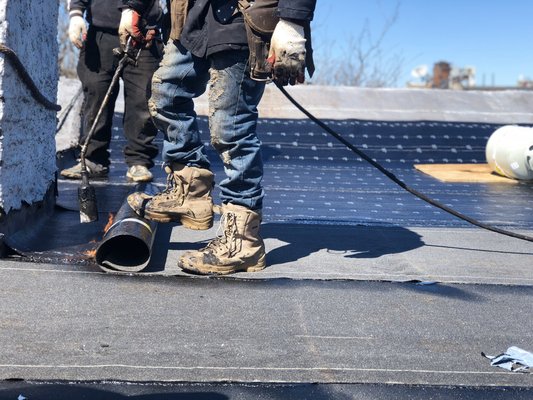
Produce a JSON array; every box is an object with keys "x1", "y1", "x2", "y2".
[{"x1": 237, "y1": 0, "x2": 279, "y2": 81}]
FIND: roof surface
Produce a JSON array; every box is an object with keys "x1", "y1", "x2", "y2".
[{"x1": 1, "y1": 82, "x2": 532, "y2": 396}]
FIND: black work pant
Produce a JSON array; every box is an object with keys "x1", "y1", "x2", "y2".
[{"x1": 77, "y1": 27, "x2": 161, "y2": 168}]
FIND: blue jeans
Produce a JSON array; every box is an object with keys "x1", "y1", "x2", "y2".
[{"x1": 149, "y1": 41, "x2": 266, "y2": 210}]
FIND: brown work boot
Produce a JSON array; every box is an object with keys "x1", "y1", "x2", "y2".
[
  {"x1": 128, "y1": 163, "x2": 214, "y2": 230},
  {"x1": 178, "y1": 203, "x2": 266, "y2": 275}
]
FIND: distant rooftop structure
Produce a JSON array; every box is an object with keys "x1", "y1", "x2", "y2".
[
  {"x1": 407, "y1": 61, "x2": 476, "y2": 90},
  {"x1": 517, "y1": 75, "x2": 533, "y2": 89}
]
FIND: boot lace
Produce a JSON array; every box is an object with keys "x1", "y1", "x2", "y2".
[
  {"x1": 157, "y1": 171, "x2": 186, "y2": 205},
  {"x1": 205, "y1": 212, "x2": 240, "y2": 257}
]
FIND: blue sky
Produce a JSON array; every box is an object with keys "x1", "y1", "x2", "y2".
[{"x1": 311, "y1": 1, "x2": 533, "y2": 87}]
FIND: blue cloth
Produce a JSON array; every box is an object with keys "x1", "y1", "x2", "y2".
[
  {"x1": 482, "y1": 346, "x2": 533, "y2": 373},
  {"x1": 149, "y1": 41, "x2": 266, "y2": 210}
]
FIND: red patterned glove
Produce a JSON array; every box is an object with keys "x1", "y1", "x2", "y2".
[{"x1": 119, "y1": 8, "x2": 152, "y2": 48}]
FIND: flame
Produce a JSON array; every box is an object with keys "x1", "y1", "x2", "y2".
[
  {"x1": 81, "y1": 239, "x2": 98, "y2": 259},
  {"x1": 83, "y1": 248, "x2": 97, "y2": 259},
  {"x1": 82, "y1": 213, "x2": 115, "y2": 259},
  {"x1": 80, "y1": 214, "x2": 114, "y2": 260},
  {"x1": 103, "y1": 212, "x2": 116, "y2": 234}
]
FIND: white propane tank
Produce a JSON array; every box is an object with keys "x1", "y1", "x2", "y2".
[{"x1": 485, "y1": 125, "x2": 533, "y2": 181}]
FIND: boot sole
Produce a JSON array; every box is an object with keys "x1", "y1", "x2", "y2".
[
  {"x1": 60, "y1": 173, "x2": 108, "y2": 180},
  {"x1": 179, "y1": 255, "x2": 266, "y2": 275},
  {"x1": 144, "y1": 210, "x2": 213, "y2": 230},
  {"x1": 126, "y1": 176, "x2": 153, "y2": 183}
]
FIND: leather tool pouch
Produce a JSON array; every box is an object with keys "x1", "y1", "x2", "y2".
[{"x1": 238, "y1": 0, "x2": 279, "y2": 81}]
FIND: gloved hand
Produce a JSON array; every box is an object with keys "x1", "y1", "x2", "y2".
[
  {"x1": 118, "y1": 8, "x2": 156, "y2": 49},
  {"x1": 68, "y1": 15, "x2": 87, "y2": 49},
  {"x1": 267, "y1": 19, "x2": 307, "y2": 86}
]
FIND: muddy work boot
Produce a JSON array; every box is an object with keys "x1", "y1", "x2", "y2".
[
  {"x1": 126, "y1": 165, "x2": 153, "y2": 182},
  {"x1": 60, "y1": 160, "x2": 108, "y2": 180},
  {"x1": 128, "y1": 163, "x2": 214, "y2": 230},
  {"x1": 178, "y1": 203, "x2": 266, "y2": 275}
]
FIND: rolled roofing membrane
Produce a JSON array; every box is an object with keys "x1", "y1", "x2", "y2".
[{"x1": 95, "y1": 192, "x2": 158, "y2": 273}]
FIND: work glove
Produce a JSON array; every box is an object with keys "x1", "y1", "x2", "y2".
[
  {"x1": 68, "y1": 15, "x2": 87, "y2": 49},
  {"x1": 118, "y1": 8, "x2": 156, "y2": 49},
  {"x1": 267, "y1": 19, "x2": 307, "y2": 86}
]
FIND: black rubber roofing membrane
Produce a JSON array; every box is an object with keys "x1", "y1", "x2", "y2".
[{"x1": 5, "y1": 114, "x2": 533, "y2": 269}]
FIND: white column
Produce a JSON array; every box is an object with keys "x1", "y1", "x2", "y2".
[{"x1": 0, "y1": 0, "x2": 58, "y2": 215}]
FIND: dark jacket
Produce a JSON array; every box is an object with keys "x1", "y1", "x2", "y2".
[
  {"x1": 278, "y1": 0, "x2": 316, "y2": 21},
  {"x1": 123, "y1": 0, "x2": 316, "y2": 58},
  {"x1": 71, "y1": 0, "x2": 161, "y2": 31},
  {"x1": 125, "y1": 0, "x2": 315, "y2": 39},
  {"x1": 181, "y1": 0, "x2": 248, "y2": 57}
]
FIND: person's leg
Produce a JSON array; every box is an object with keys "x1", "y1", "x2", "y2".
[
  {"x1": 79, "y1": 29, "x2": 120, "y2": 167},
  {"x1": 178, "y1": 50, "x2": 267, "y2": 275},
  {"x1": 149, "y1": 41, "x2": 210, "y2": 167},
  {"x1": 128, "y1": 41, "x2": 215, "y2": 229},
  {"x1": 208, "y1": 50, "x2": 266, "y2": 210},
  {"x1": 121, "y1": 41, "x2": 161, "y2": 180},
  {"x1": 61, "y1": 28, "x2": 119, "y2": 179}
]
